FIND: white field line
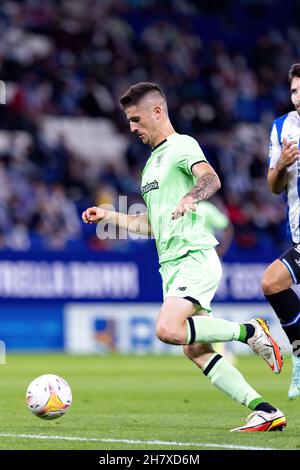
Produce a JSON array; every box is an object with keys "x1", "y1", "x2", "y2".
[{"x1": 0, "y1": 433, "x2": 281, "y2": 450}]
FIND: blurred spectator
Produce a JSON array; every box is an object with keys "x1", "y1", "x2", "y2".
[{"x1": 0, "y1": 0, "x2": 295, "y2": 256}]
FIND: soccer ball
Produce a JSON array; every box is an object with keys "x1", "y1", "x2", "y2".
[{"x1": 26, "y1": 374, "x2": 72, "y2": 420}]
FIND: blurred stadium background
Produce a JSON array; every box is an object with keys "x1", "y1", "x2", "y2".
[{"x1": 1, "y1": 0, "x2": 300, "y2": 358}]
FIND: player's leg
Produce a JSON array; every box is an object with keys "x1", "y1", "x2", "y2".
[
  {"x1": 156, "y1": 297, "x2": 281, "y2": 372},
  {"x1": 183, "y1": 341, "x2": 285, "y2": 432},
  {"x1": 158, "y1": 249, "x2": 282, "y2": 372},
  {"x1": 179, "y1": 306, "x2": 285, "y2": 433},
  {"x1": 184, "y1": 339, "x2": 267, "y2": 407},
  {"x1": 157, "y1": 249, "x2": 286, "y2": 431},
  {"x1": 156, "y1": 296, "x2": 195, "y2": 345},
  {"x1": 262, "y1": 247, "x2": 300, "y2": 398},
  {"x1": 156, "y1": 295, "x2": 247, "y2": 345},
  {"x1": 157, "y1": 248, "x2": 246, "y2": 345},
  {"x1": 262, "y1": 256, "x2": 300, "y2": 347},
  {"x1": 156, "y1": 296, "x2": 256, "y2": 345}
]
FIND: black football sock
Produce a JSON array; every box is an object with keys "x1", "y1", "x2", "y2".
[
  {"x1": 239, "y1": 323, "x2": 255, "y2": 343},
  {"x1": 265, "y1": 289, "x2": 300, "y2": 356},
  {"x1": 254, "y1": 402, "x2": 277, "y2": 413}
]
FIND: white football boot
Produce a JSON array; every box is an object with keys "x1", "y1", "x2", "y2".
[
  {"x1": 230, "y1": 409, "x2": 287, "y2": 432},
  {"x1": 246, "y1": 318, "x2": 283, "y2": 374}
]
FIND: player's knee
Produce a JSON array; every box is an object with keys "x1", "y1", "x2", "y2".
[
  {"x1": 155, "y1": 323, "x2": 167, "y2": 342},
  {"x1": 156, "y1": 322, "x2": 185, "y2": 344},
  {"x1": 261, "y1": 270, "x2": 280, "y2": 295}
]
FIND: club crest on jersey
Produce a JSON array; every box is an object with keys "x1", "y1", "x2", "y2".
[{"x1": 156, "y1": 155, "x2": 163, "y2": 166}]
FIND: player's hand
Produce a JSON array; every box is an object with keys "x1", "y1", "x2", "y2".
[
  {"x1": 172, "y1": 197, "x2": 196, "y2": 220},
  {"x1": 277, "y1": 138, "x2": 300, "y2": 171},
  {"x1": 82, "y1": 206, "x2": 109, "y2": 224}
]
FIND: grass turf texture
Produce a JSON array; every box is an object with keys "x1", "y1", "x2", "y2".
[{"x1": 0, "y1": 353, "x2": 298, "y2": 450}]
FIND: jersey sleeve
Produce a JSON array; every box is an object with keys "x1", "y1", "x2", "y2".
[
  {"x1": 269, "y1": 123, "x2": 282, "y2": 169},
  {"x1": 176, "y1": 136, "x2": 207, "y2": 175}
]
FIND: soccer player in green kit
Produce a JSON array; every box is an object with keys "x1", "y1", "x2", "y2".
[{"x1": 82, "y1": 82, "x2": 286, "y2": 432}]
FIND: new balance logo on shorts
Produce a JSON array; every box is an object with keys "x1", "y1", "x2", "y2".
[{"x1": 177, "y1": 286, "x2": 187, "y2": 291}]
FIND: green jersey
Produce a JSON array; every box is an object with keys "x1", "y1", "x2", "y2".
[{"x1": 141, "y1": 133, "x2": 218, "y2": 263}]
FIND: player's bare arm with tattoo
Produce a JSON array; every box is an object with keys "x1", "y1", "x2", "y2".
[{"x1": 172, "y1": 162, "x2": 221, "y2": 220}]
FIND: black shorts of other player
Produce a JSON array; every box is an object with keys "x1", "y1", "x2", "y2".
[{"x1": 280, "y1": 243, "x2": 300, "y2": 284}]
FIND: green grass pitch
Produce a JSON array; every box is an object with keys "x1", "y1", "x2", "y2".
[{"x1": 0, "y1": 353, "x2": 299, "y2": 450}]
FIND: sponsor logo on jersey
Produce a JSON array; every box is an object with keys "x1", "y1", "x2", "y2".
[{"x1": 141, "y1": 180, "x2": 159, "y2": 196}]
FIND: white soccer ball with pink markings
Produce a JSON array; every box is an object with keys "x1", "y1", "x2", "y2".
[{"x1": 26, "y1": 374, "x2": 72, "y2": 420}]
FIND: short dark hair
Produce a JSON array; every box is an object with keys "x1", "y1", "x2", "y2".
[
  {"x1": 288, "y1": 64, "x2": 300, "y2": 82},
  {"x1": 119, "y1": 82, "x2": 166, "y2": 109}
]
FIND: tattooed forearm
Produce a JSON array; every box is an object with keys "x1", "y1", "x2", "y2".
[{"x1": 185, "y1": 172, "x2": 221, "y2": 202}]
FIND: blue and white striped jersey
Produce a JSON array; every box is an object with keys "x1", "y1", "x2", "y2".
[{"x1": 269, "y1": 110, "x2": 300, "y2": 243}]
